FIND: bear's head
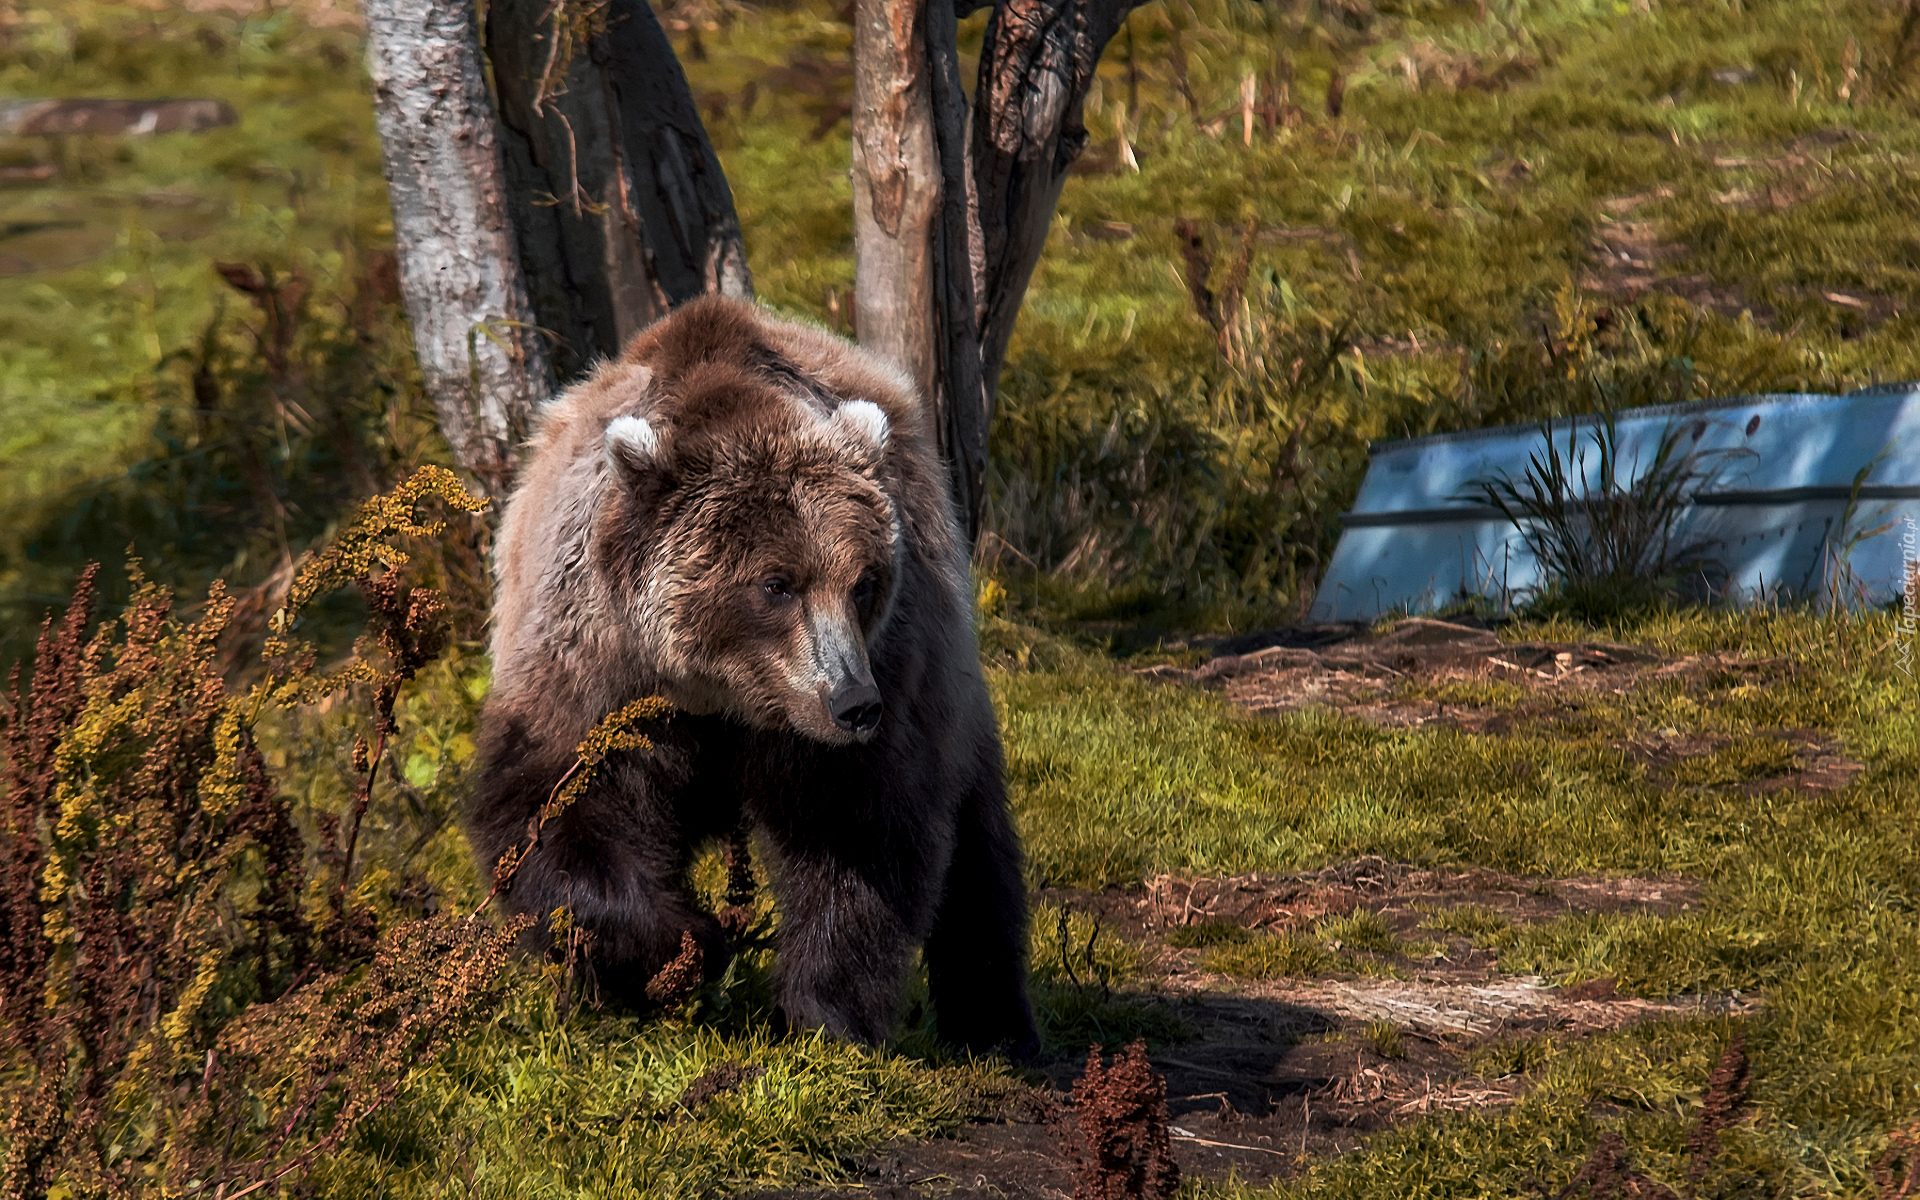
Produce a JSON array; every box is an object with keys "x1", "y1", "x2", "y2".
[{"x1": 594, "y1": 365, "x2": 903, "y2": 746}]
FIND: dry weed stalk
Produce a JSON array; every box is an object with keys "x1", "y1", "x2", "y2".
[
  {"x1": 1876, "y1": 1120, "x2": 1920, "y2": 1200},
  {"x1": 1060, "y1": 1040, "x2": 1180, "y2": 1200},
  {"x1": 644, "y1": 931, "x2": 706, "y2": 1009},
  {"x1": 1685, "y1": 1028, "x2": 1751, "y2": 1189},
  {"x1": 0, "y1": 467, "x2": 526, "y2": 1199},
  {"x1": 1550, "y1": 1130, "x2": 1682, "y2": 1200},
  {"x1": 463, "y1": 686, "x2": 715, "y2": 1014},
  {"x1": 1546, "y1": 1028, "x2": 1754, "y2": 1200},
  {"x1": 475, "y1": 693, "x2": 672, "y2": 915},
  {"x1": 676, "y1": 1061, "x2": 766, "y2": 1116}
]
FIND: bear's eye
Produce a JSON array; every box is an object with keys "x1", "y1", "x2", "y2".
[
  {"x1": 852, "y1": 575, "x2": 876, "y2": 606},
  {"x1": 761, "y1": 577, "x2": 796, "y2": 602}
]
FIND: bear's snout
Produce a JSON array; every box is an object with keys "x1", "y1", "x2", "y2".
[{"x1": 828, "y1": 681, "x2": 884, "y2": 734}]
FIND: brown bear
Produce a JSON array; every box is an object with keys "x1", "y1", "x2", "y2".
[{"x1": 470, "y1": 295, "x2": 1039, "y2": 1059}]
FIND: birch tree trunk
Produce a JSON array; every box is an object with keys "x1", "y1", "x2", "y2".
[
  {"x1": 486, "y1": 0, "x2": 753, "y2": 382},
  {"x1": 363, "y1": 0, "x2": 554, "y2": 497},
  {"x1": 853, "y1": 0, "x2": 1146, "y2": 542}
]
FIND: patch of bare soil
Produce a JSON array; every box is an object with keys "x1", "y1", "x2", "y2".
[
  {"x1": 1137, "y1": 618, "x2": 1863, "y2": 795},
  {"x1": 1577, "y1": 193, "x2": 1765, "y2": 322},
  {"x1": 748, "y1": 856, "x2": 1753, "y2": 1199},
  {"x1": 755, "y1": 620, "x2": 1829, "y2": 1197},
  {"x1": 1143, "y1": 616, "x2": 1646, "y2": 719},
  {"x1": 1574, "y1": 131, "x2": 1898, "y2": 329}
]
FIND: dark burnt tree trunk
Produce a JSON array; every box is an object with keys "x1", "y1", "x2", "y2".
[
  {"x1": 484, "y1": 0, "x2": 753, "y2": 381},
  {"x1": 366, "y1": 0, "x2": 1136, "y2": 525},
  {"x1": 854, "y1": 0, "x2": 1149, "y2": 541}
]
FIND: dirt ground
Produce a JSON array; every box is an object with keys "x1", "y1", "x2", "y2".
[{"x1": 747, "y1": 619, "x2": 1813, "y2": 1199}]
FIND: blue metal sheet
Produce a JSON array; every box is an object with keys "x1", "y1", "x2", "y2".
[{"x1": 1309, "y1": 384, "x2": 1920, "y2": 621}]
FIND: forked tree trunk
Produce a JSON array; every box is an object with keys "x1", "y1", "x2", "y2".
[
  {"x1": 853, "y1": 0, "x2": 1147, "y2": 541},
  {"x1": 970, "y1": 0, "x2": 1144, "y2": 397},
  {"x1": 366, "y1": 0, "x2": 1135, "y2": 521},
  {"x1": 364, "y1": 0, "x2": 750, "y2": 492},
  {"x1": 363, "y1": 0, "x2": 555, "y2": 497}
]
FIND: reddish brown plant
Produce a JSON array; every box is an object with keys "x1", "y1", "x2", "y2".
[
  {"x1": 677, "y1": 1061, "x2": 768, "y2": 1117},
  {"x1": 1061, "y1": 1040, "x2": 1180, "y2": 1200},
  {"x1": 1551, "y1": 1130, "x2": 1682, "y2": 1200},
  {"x1": 0, "y1": 469, "x2": 519, "y2": 1199},
  {"x1": 1876, "y1": 1121, "x2": 1920, "y2": 1200},
  {"x1": 646, "y1": 929, "x2": 706, "y2": 1009},
  {"x1": 1686, "y1": 1028, "x2": 1752, "y2": 1189}
]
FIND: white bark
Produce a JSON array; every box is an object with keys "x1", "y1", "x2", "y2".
[{"x1": 364, "y1": 0, "x2": 554, "y2": 497}]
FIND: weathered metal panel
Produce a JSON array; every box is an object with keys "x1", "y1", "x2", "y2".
[{"x1": 1309, "y1": 384, "x2": 1920, "y2": 621}]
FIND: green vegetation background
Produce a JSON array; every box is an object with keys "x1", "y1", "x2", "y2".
[{"x1": 1, "y1": 0, "x2": 1917, "y2": 1194}]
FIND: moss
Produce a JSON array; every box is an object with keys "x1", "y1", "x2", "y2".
[
  {"x1": 1166, "y1": 919, "x2": 1256, "y2": 948},
  {"x1": 1317, "y1": 908, "x2": 1401, "y2": 953},
  {"x1": 1201, "y1": 932, "x2": 1331, "y2": 980},
  {"x1": 1417, "y1": 902, "x2": 1513, "y2": 940}
]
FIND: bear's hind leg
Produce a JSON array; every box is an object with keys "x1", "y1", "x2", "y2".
[{"x1": 924, "y1": 775, "x2": 1040, "y2": 1061}]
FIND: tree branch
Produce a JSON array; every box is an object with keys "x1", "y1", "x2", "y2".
[{"x1": 856, "y1": 0, "x2": 1147, "y2": 540}]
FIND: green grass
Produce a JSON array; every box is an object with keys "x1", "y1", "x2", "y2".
[
  {"x1": 1003, "y1": 605, "x2": 1918, "y2": 1196},
  {"x1": 313, "y1": 995, "x2": 977, "y2": 1198},
  {"x1": 0, "y1": 1, "x2": 426, "y2": 659},
  {"x1": 1025, "y1": 903, "x2": 1193, "y2": 1050},
  {"x1": 1200, "y1": 931, "x2": 1332, "y2": 981},
  {"x1": 1029, "y1": 903, "x2": 1145, "y2": 987},
  {"x1": 1165, "y1": 919, "x2": 1257, "y2": 948},
  {"x1": 0, "y1": 1, "x2": 391, "y2": 494},
  {"x1": 1363, "y1": 1019, "x2": 1407, "y2": 1061},
  {"x1": 1417, "y1": 902, "x2": 1513, "y2": 940},
  {"x1": 998, "y1": 609, "x2": 1907, "y2": 889},
  {"x1": 1667, "y1": 735, "x2": 1803, "y2": 785},
  {"x1": 1317, "y1": 908, "x2": 1402, "y2": 953}
]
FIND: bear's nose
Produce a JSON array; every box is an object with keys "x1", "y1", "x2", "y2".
[{"x1": 828, "y1": 682, "x2": 884, "y2": 733}]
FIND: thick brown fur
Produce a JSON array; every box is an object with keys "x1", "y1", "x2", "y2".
[{"x1": 472, "y1": 296, "x2": 1039, "y2": 1058}]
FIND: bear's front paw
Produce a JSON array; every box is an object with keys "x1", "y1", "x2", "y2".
[
  {"x1": 995, "y1": 1021, "x2": 1042, "y2": 1066},
  {"x1": 774, "y1": 988, "x2": 892, "y2": 1047},
  {"x1": 937, "y1": 994, "x2": 1041, "y2": 1063}
]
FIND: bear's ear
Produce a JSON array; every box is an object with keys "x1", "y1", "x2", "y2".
[
  {"x1": 606, "y1": 415, "x2": 669, "y2": 479},
  {"x1": 830, "y1": 400, "x2": 889, "y2": 452}
]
